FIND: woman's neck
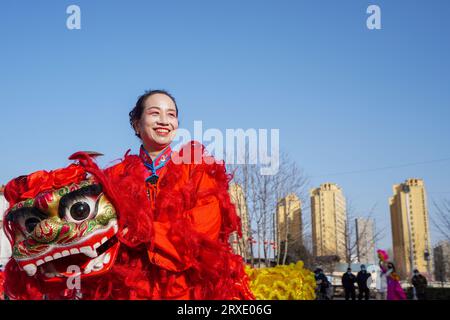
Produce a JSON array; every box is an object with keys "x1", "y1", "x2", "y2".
[{"x1": 142, "y1": 143, "x2": 168, "y2": 160}]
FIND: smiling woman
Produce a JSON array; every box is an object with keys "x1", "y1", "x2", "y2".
[{"x1": 97, "y1": 89, "x2": 255, "y2": 299}]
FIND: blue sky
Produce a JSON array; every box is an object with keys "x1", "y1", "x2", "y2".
[{"x1": 1, "y1": 0, "x2": 449, "y2": 250}]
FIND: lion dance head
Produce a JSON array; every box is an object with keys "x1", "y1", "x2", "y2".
[{"x1": 2, "y1": 152, "x2": 154, "y2": 300}]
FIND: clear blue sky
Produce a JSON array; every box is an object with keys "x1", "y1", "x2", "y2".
[{"x1": 1, "y1": 0, "x2": 449, "y2": 250}]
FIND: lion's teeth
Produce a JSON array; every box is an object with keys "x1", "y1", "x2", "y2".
[
  {"x1": 93, "y1": 262, "x2": 103, "y2": 270},
  {"x1": 53, "y1": 252, "x2": 62, "y2": 260},
  {"x1": 80, "y1": 246, "x2": 98, "y2": 258},
  {"x1": 83, "y1": 252, "x2": 107, "y2": 274},
  {"x1": 103, "y1": 253, "x2": 111, "y2": 264},
  {"x1": 23, "y1": 264, "x2": 37, "y2": 276},
  {"x1": 62, "y1": 250, "x2": 70, "y2": 257},
  {"x1": 45, "y1": 272, "x2": 57, "y2": 278}
]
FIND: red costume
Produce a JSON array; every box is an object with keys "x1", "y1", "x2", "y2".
[{"x1": 2, "y1": 141, "x2": 254, "y2": 300}]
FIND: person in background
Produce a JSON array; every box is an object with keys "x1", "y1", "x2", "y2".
[
  {"x1": 378, "y1": 249, "x2": 407, "y2": 301},
  {"x1": 376, "y1": 266, "x2": 387, "y2": 300},
  {"x1": 411, "y1": 269, "x2": 428, "y2": 300},
  {"x1": 384, "y1": 262, "x2": 406, "y2": 300},
  {"x1": 314, "y1": 268, "x2": 331, "y2": 300},
  {"x1": 356, "y1": 264, "x2": 372, "y2": 300},
  {"x1": 341, "y1": 267, "x2": 357, "y2": 300},
  {"x1": 378, "y1": 250, "x2": 403, "y2": 300}
]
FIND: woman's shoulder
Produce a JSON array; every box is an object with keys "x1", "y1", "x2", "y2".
[
  {"x1": 172, "y1": 141, "x2": 223, "y2": 167},
  {"x1": 104, "y1": 150, "x2": 143, "y2": 177},
  {"x1": 171, "y1": 141, "x2": 228, "y2": 177}
]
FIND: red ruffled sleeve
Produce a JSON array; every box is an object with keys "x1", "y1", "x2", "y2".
[{"x1": 148, "y1": 169, "x2": 222, "y2": 272}]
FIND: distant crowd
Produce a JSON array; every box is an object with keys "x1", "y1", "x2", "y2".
[{"x1": 314, "y1": 262, "x2": 428, "y2": 300}]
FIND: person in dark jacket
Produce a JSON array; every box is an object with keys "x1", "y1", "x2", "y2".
[
  {"x1": 356, "y1": 264, "x2": 372, "y2": 300},
  {"x1": 411, "y1": 269, "x2": 428, "y2": 300},
  {"x1": 314, "y1": 268, "x2": 331, "y2": 300},
  {"x1": 342, "y1": 267, "x2": 356, "y2": 300}
]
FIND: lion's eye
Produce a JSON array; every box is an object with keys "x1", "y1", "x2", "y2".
[
  {"x1": 58, "y1": 185, "x2": 103, "y2": 223},
  {"x1": 69, "y1": 202, "x2": 91, "y2": 221},
  {"x1": 24, "y1": 217, "x2": 42, "y2": 233},
  {"x1": 10, "y1": 207, "x2": 47, "y2": 236},
  {"x1": 64, "y1": 197, "x2": 97, "y2": 223}
]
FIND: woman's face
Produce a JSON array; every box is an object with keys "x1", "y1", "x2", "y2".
[{"x1": 135, "y1": 93, "x2": 179, "y2": 151}]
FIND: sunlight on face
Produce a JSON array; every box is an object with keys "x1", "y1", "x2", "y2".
[{"x1": 135, "y1": 93, "x2": 179, "y2": 152}]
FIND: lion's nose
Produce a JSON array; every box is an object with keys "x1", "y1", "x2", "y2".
[{"x1": 32, "y1": 216, "x2": 63, "y2": 243}]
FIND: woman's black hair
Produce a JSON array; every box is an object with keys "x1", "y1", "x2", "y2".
[
  {"x1": 388, "y1": 262, "x2": 396, "y2": 271},
  {"x1": 129, "y1": 89, "x2": 178, "y2": 138}
]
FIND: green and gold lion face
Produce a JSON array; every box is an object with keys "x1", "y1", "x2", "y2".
[{"x1": 6, "y1": 179, "x2": 120, "y2": 283}]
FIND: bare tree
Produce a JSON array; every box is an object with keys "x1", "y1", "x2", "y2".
[
  {"x1": 228, "y1": 151, "x2": 309, "y2": 267},
  {"x1": 315, "y1": 255, "x2": 341, "y2": 275},
  {"x1": 431, "y1": 199, "x2": 450, "y2": 242},
  {"x1": 273, "y1": 153, "x2": 308, "y2": 266},
  {"x1": 229, "y1": 182, "x2": 252, "y2": 262},
  {"x1": 344, "y1": 202, "x2": 385, "y2": 266}
]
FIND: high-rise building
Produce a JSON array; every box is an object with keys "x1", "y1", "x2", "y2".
[
  {"x1": 228, "y1": 183, "x2": 251, "y2": 261},
  {"x1": 276, "y1": 193, "x2": 302, "y2": 263},
  {"x1": 355, "y1": 218, "x2": 376, "y2": 265},
  {"x1": 434, "y1": 241, "x2": 450, "y2": 283},
  {"x1": 389, "y1": 178, "x2": 433, "y2": 279},
  {"x1": 310, "y1": 183, "x2": 347, "y2": 262}
]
